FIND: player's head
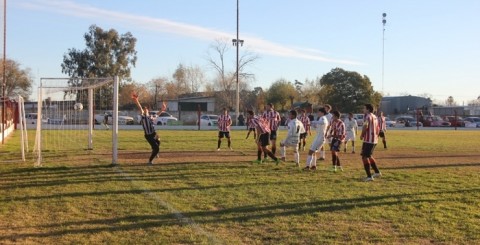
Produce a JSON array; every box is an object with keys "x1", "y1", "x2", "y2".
[
  {"x1": 266, "y1": 103, "x2": 274, "y2": 110},
  {"x1": 222, "y1": 107, "x2": 228, "y2": 115},
  {"x1": 324, "y1": 104, "x2": 332, "y2": 112},
  {"x1": 143, "y1": 106, "x2": 149, "y2": 115},
  {"x1": 332, "y1": 110, "x2": 341, "y2": 119},
  {"x1": 348, "y1": 112, "x2": 353, "y2": 118},
  {"x1": 299, "y1": 109, "x2": 306, "y2": 114},
  {"x1": 364, "y1": 104, "x2": 375, "y2": 113},
  {"x1": 247, "y1": 110, "x2": 255, "y2": 118},
  {"x1": 317, "y1": 108, "x2": 326, "y2": 116},
  {"x1": 289, "y1": 110, "x2": 297, "y2": 119}
]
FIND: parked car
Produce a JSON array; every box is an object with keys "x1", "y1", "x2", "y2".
[
  {"x1": 384, "y1": 117, "x2": 396, "y2": 127},
  {"x1": 443, "y1": 116, "x2": 465, "y2": 127},
  {"x1": 464, "y1": 117, "x2": 480, "y2": 128},
  {"x1": 25, "y1": 113, "x2": 41, "y2": 124},
  {"x1": 421, "y1": 115, "x2": 451, "y2": 127},
  {"x1": 197, "y1": 114, "x2": 219, "y2": 127},
  {"x1": 155, "y1": 111, "x2": 178, "y2": 125},
  {"x1": 395, "y1": 116, "x2": 423, "y2": 127},
  {"x1": 353, "y1": 114, "x2": 364, "y2": 126},
  {"x1": 95, "y1": 111, "x2": 135, "y2": 125}
]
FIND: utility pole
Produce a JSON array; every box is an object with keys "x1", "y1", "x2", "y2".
[{"x1": 382, "y1": 13, "x2": 387, "y2": 94}]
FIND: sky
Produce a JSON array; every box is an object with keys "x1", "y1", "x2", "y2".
[{"x1": 5, "y1": 0, "x2": 480, "y2": 104}]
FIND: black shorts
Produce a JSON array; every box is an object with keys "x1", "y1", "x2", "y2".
[
  {"x1": 330, "y1": 138, "x2": 341, "y2": 152},
  {"x1": 218, "y1": 131, "x2": 230, "y2": 138},
  {"x1": 269, "y1": 130, "x2": 277, "y2": 140},
  {"x1": 258, "y1": 133, "x2": 270, "y2": 147},
  {"x1": 300, "y1": 132, "x2": 308, "y2": 139},
  {"x1": 379, "y1": 131, "x2": 385, "y2": 138},
  {"x1": 361, "y1": 142, "x2": 377, "y2": 158},
  {"x1": 248, "y1": 127, "x2": 255, "y2": 132}
]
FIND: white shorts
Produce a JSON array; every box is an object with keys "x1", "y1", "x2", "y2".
[
  {"x1": 281, "y1": 138, "x2": 299, "y2": 147},
  {"x1": 309, "y1": 136, "x2": 325, "y2": 151},
  {"x1": 345, "y1": 131, "x2": 356, "y2": 141}
]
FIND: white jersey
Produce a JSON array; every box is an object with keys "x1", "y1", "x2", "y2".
[
  {"x1": 344, "y1": 118, "x2": 358, "y2": 132},
  {"x1": 309, "y1": 115, "x2": 329, "y2": 151},
  {"x1": 284, "y1": 118, "x2": 305, "y2": 145}
]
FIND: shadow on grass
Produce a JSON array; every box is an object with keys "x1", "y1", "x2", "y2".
[
  {"x1": 382, "y1": 162, "x2": 480, "y2": 170},
  {"x1": 1, "y1": 188, "x2": 478, "y2": 241}
]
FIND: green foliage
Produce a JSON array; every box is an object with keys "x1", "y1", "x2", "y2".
[
  {"x1": 61, "y1": 25, "x2": 138, "y2": 109},
  {"x1": 1, "y1": 59, "x2": 33, "y2": 100},
  {"x1": 266, "y1": 79, "x2": 297, "y2": 111},
  {"x1": 320, "y1": 67, "x2": 382, "y2": 112}
]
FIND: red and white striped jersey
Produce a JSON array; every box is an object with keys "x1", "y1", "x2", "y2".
[
  {"x1": 298, "y1": 115, "x2": 311, "y2": 132},
  {"x1": 362, "y1": 113, "x2": 379, "y2": 144},
  {"x1": 250, "y1": 116, "x2": 271, "y2": 134},
  {"x1": 331, "y1": 119, "x2": 346, "y2": 141},
  {"x1": 217, "y1": 114, "x2": 232, "y2": 132},
  {"x1": 263, "y1": 110, "x2": 281, "y2": 131},
  {"x1": 378, "y1": 115, "x2": 386, "y2": 132}
]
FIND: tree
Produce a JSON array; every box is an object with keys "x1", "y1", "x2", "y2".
[
  {"x1": 0, "y1": 59, "x2": 34, "y2": 100},
  {"x1": 61, "y1": 25, "x2": 137, "y2": 108},
  {"x1": 266, "y1": 79, "x2": 297, "y2": 111},
  {"x1": 319, "y1": 68, "x2": 382, "y2": 112},
  {"x1": 206, "y1": 38, "x2": 259, "y2": 110},
  {"x1": 446, "y1": 96, "x2": 456, "y2": 106}
]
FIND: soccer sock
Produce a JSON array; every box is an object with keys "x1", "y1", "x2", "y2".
[
  {"x1": 383, "y1": 140, "x2": 387, "y2": 148},
  {"x1": 363, "y1": 159, "x2": 372, "y2": 177},
  {"x1": 228, "y1": 139, "x2": 231, "y2": 148},
  {"x1": 312, "y1": 154, "x2": 317, "y2": 166},
  {"x1": 217, "y1": 140, "x2": 221, "y2": 149},
  {"x1": 370, "y1": 158, "x2": 380, "y2": 173},
  {"x1": 320, "y1": 150, "x2": 325, "y2": 158},
  {"x1": 266, "y1": 150, "x2": 277, "y2": 160},
  {"x1": 336, "y1": 156, "x2": 341, "y2": 166},
  {"x1": 294, "y1": 152, "x2": 299, "y2": 164},
  {"x1": 264, "y1": 151, "x2": 267, "y2": 159},
  {"x1": 331, "y1": 154, "x2": 337, "y2": 166},
  {"x1": 272, "y1": 146, "x2": 276, "y2": 155},
  {"x1": 280, "y1": 146, "x2": 286, "y2": 158},
  {"x1": 306, "y1": 155, "x2": 312, "y2": 167},
  {"x1": 257, "y1": 150, "x2": 262, "y2": 160}
]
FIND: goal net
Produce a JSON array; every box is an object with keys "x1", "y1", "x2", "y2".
[{"x1": 33, "y1": 77, "x2": 120, "y2": 167}]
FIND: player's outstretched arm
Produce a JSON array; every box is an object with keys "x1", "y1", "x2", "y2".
[{"x1": 131, "y1": 93, "x2": 144, "y2": 115}]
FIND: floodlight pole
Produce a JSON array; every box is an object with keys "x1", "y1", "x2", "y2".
[
  {"x1": 2, "y1": 0, "x2": 6, "y2": 144},
  {"x1": 232, "y1": 0, "x2": 244, "y2": 126},
  {"x1": 382, "y1": 13, "x2": 387, "y2": 94}
]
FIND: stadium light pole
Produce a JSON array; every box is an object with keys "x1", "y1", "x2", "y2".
[
  {"x1": 232, "y1": 0, "x2": 243, "y2": 126},
  {"x1": 2, "y1": 0, "x2": 6, "y2": 144},
  {"x1": 382, "y1": 13, "x2": 387, "y2": 94}
]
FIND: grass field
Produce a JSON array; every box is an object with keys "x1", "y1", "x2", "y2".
[{"x1": 0, "y1": 129, "x2": 479, "y2": 244}]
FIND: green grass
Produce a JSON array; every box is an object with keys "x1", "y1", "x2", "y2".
[{"x1": 0, "y1": 129, "x2": 479, "y2": 244}]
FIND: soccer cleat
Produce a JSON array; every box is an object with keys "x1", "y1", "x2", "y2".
[
  {"x1": 330, "y1": 166, "x2": 337, "y2": 172},
  {"x1": 229, "y1": 147, "x2": 233, "y2": 151},
  {"x1": 310, "y1": 166, "x2": 317, "y2": 170},
  {"x1": 274, "y1": 158, "x2": 281, "y2": 165},
  {"x1": 318, "y1": 157, "x2": 325, "y2": 161},
  {"x1": 263, "y1": 157, "x2": 269, "y2": 162},
  {"x1": 338, "y1": 166, "x2": 344, "y2": 172},
  {"x1": 295, "y1": 162, "x2": 300, "y2": 167},
  {"x1": 252, "y1": 159, "x2": 262, "y2": 164},
  {"x1": 303, "y1": 166, "x2": 310, "y2": 171},
  {"x1": 280, "y1": 157, "x2": 286, "y2": 162},
  {"x1": 217, "y1": 148, "x2": 220, "y2": 151},
  {"x1": 372, "y1": 172, "x2": 382, "y2": 178},
  {"x1": 364, "y1": 177, "x2": 374, "y2": 182},
  {"x1": 147, "y1": 162, "x2": 153, "y2": 166},
  {"x1": 352, "y1": 151, "x2": 355, "y2": 154}
]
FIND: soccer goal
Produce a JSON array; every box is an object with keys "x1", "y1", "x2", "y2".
[{"x1": 33, "y1": 77, "x2": 120, "y2": 167}]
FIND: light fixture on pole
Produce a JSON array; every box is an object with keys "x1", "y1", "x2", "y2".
[
  {"x1": 382, "y1": 13, "x2": 387, "y2": 94},
  {"x1": 232, "y1": 0, "x2": 244, "y2": 126}
]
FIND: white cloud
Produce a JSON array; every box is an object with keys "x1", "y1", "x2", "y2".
[{"x1": 19, "y1": 0, "x2": 362, "y2": 65}]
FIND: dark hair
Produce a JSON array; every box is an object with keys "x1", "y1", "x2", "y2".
[
  {"x1": 318, "y1": 108, "x2": 327, "y2": 114},
  {"x1": 267, "y1": 103, "x2": 274, "y2": 107},
  {"x1": 289, "y1": 110, "x2": 297, "y2": 117},
  {"x1": 365, "y1": 104, "x2": 374, "y2": 113},
  {"x1": 247, "y1": 110, "x2": 254, "y2": 116},
  {"x1": 332, "y1": 110, "x2": 341, "y2": 118},
  {"x1": 324, "y1": 104, "x2": 332, "y2": 110}
]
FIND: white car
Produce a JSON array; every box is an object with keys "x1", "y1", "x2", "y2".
[
  {"x1": 197, "y1": 114, "x2": 219, "y2": 127},
  {"x1": 385, "y1": 117, "x2": 396, "y2": 127},
  {"x1": 353, "y1": 114, "x2": 364, "y2": 126},
  {"x1": 95, "y1": 111, "x2": 135, "y2": 125},
  {"x1": 155, "y1": 111, "x2": 178, "y2": 125}
]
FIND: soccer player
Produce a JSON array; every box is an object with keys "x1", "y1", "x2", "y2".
[
  {"x1": 279, "y1": 110, "x2": 305, "y2": 166},
  {"x1": 318, "y1": 104, "x2": 333, "y2": 161},
  {"x1": 304, "y1": 108, "x2": 328, "y2": 170},
  {"x1": 247, "y1": 110, "x2": 281, "y2": 165},
  {"x1": 132, "y1": 94, "x2": 160, "y2": 165},
  {"x1": 245, "y1": 115, "x2": 256, "y2": 139},
  {"x1": 360, "y1": 104, "x2": 382, "y2": 181},
  {"x1": 217, "y1": 108, "x2": 233, "y2": 151},
  {"x1": 327, "y1": 111, "x2": 346, "y2": 172},
  {"x1": 262, "y1": 103, "x2": 281, "y2": 159},
  {"x1": 378, "y1": 111, "x2": 388, "y2": 149},
  {"x1": 343, "y1": 112, "x2": 358, "y2": 153},
  {"x1": 298, "y1": 109, "x2": 311, "y2": 151}
]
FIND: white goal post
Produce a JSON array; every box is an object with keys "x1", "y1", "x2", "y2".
[{"x1": 33, "y1": 76, "x2": 120, "y2": 167}]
